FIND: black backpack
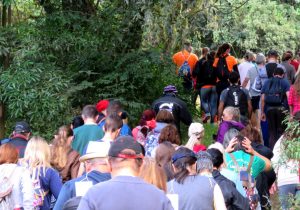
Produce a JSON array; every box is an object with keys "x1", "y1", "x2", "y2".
[
  {"x1": 224, "y1": 85, "x2": 248, "y2": 115},
  {"x1": 216, "y1": 56, "x2": 230, "y2": 81},
  {"x1": 264, "y1": 78, "x2": 284, "y2": 107}
]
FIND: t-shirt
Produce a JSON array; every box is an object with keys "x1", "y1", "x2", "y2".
[
  {"x1": 213, "y1": 55, "x2": 238, "y2": 72},
  {"x1": 238, "y1": 61, "x2": 255, "y2": 90},
  {"x1": 288, "y1": 85, "x2": 300, "y2": 115},
  {"x1": 72, "y1": 124, "x2": 104, "y2": 155},
  {"x1": 172, "y1": 50, "x2": 198, "y2": 74},
  {"x1": 246, "y1": 66, "x2": 260, "y2": 97},
  {"x1": 225, "y1": 151, "x2": 266, "y2": 178}
]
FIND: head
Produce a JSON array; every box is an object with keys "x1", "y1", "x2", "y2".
[
  {"x1": 202, "y1": 47, "x2": 210, "y2": 57},
  {"x1": 183, "y1": 41, "x2": 192, "y2": 53},
  {"x1": 104, "y1": 113, "x2": 123, "y2": 139},
  {"x1": 172, "y1": 147, "x2": 197, "y2": 184},
  {"x1": 244, "y1": 51, "x2": 255, "y2": 62},
  {"x1": 222, "y1": 106, "x2": 240, "y2": 122},
  {"x1": 267, "y1": 50, "x2": 279, "y2": 60},
  {"x1": 273, "y1": 67, "x2": 285, "y2": 78},
  {"x1": 71, "y1": 116, "x2": 84, "y2": 130},
  {"x1": 13, "y1": 121, "x2": 31, "y2": 139},
  {"x1": 138, "y1": 109, "x2": 156, "y2": 126},
  {"x1": 80, "y1": 141, "x2": 110, "y2": 173},
  {"x1": 282, "y1": 52, "x2": 293, "y2": 62},
  {"x1": 0, "y1": 144, "x2": 19, "y2": 164},
  {"x1": 139, "y1": 157, "x2": 167, "y2": 192},
  {"x1": 158, "y1": 124, "x2": 180, "y2": 145},
  {"x1": 24, "y1": 136, "x2": 51, "y2": 171},
  {"x1": 216, "y1": 43, "x2": 231, "y2": 57},
  {"x1": 207, "y1": 142, "x2": 225, "y2": 155},
  {"x1": 163, "y1": 85, "x2": 178, "y2": 96},
  {"x1": 155, "y1": 110, "x2": 175, "y2": 124},
  {"x1": 186, "y1": 123, "x2": 204, "y2": 150},
  {"x1": 108, "y1": 136, "x2": 144, "y2": 177},
  {"x1": 81, "y1": 105, "x2": 98, "y2": 122},
  {"x1": 207, "y1": 50, "x2": 216, "y2": 61},
  {"x1": 240, "y1": 124, "x2": 263, "y2": 144},
  {"x1": 196, "y1": 151, "x2": 213, "y2": 174},
  {"x1": 155, "y1": 141, "x2": 175, "y2": 181},
  {"x1": 106, "y1": 100, "x2": 123, "y2": 116},
  {"x1": 255, "y1": 53, "x2": 266, "y2": 65},
  {"x1": 228, "y1": 71, "x2": 240, "y2": 84},
  {"x1": 223, "y1": 131, "x2": 246, "y2": 152},
  {"x1": 96, "y1": 99, "x2": 110, "y2": 116},
  {"x1": 207, "y1": 148, "x2": 224, "y2": 169}
]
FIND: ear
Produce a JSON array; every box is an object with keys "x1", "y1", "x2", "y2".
[{"x1": 106, "y1": 159, "x2": 113, "y2": 173}]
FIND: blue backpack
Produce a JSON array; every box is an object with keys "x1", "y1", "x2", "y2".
[
  {"x1": 251, "y1": 66, "x2": 268, "y2": 93},
  {"x1": 264, "y1": 77, "x2": 284, "y2": 106},
  {"x1": 178, "y1": 53, "x2": 191, "y2": 79}
]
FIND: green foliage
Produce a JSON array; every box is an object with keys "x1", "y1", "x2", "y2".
[{"x1": 283, "y1": 117, "x2": 300, "y2": 160}]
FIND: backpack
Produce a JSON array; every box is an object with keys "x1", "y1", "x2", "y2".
[
  {"x1": 264, "y1": 78, "x2": 284, "y2": 106},
  {"x1": 251, "y1": 66, "x2": 268, "y2": 93},
  {"x1": 0, "y1": 166, "x2": 17, "y2": 210},
  {"x1": 216, "y1": 56, "x2": 230, "y2": 81},
  {"x1": 229, "y1": 154, "x2": 260, "y2": 210},
  {"x1": 178, "y1": 53, "x2": 191, "y2": 80},
  {"x1": 224, "y1": 85, "x2": 248, "y2": 115},
  {"x1": 32, "y1": 172, "x2": 49, "y2": 209},
  {"x1": 0, "y1": 138, "x2": 11, "y2": 145},
  {"x1": 135, "y1": 125, "x2": 150, "y2": 146}
]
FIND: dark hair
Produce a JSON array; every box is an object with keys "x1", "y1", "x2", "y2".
[
  {"x1": 104, "y1": 113, "x2": 123, "y2": 132},
  {"x1": 155, "y1": 141, "x2": 175, "y2": 181},
  {"x1": 282, "y1": 52, "x2": 293, "y2": 62},
  {"x1": 202, "y1": 47, "x2": 210, "y2": 56},
  {"x1": 107, "y1": 100, "x2": 123, "y2": 116},
  {"x1": 158, "y1": 124, "x2": 180, "y2": 145},
  {"x1": 172, "y1": 147, "x2": 197, "y2": 184},
  {"x1": 207, "y1": 148, "x2": 223, "y2": 168},
  {"x1": 240, "y1": 124, "x2": 263, "y2": 144},
  {"x1": 82, "y1": 105, "x2": 98, "y2": 119},
  {"x1": 229, "y1": 71, "x2": 240, "y2": 84},
  {"x1": 207, "y1": 50, "x2": 216, "y2": 61},
  {"x1": 72, "y1": 116, "x2": 84, "y2": 129},
  {"x1": 216, "y1": 43, "x2": 231, "y2": 58},
  {"x1": 0, "y1": 144, "x2": 19, "y2": 164},
  {"x1": 155, "y1": 110, "x2": 174, "y2": 124},
  {"x1": 267, "y1": 50, "x2": 279, "y2": 58},
  {"x1": 273, "y1": 67, "x2": 284, "y2": 76},
  {"x1": 139, "y1": 109, "x2": 156, "y2": 126}
]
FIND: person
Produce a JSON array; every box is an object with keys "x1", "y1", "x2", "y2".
[
  {"x1": 216, "y1": 106, "x2": 245, "y2": 144},
  {"x1": 193, "y1": 51, "x2": 218, "y2": 123},
  {"x1": 0, "y1": 121, "x2": 31, "y2": 158},
  {"x1": 145, "y1": 110, "x2": 175, "y2": 157},
  {"x1": 218, "y1": 71, "x2": 252, "y2": 120},
  {"x1": 167, "y1": 147, "x2": 226, "y2": 210},
  {"x1": 185, "y1": 122, "x2": 206, "y2": 153},
  {"x1": 139, "y1": 156, "x2": 167, "y2": 192},
  {"x1": 77, "y1": 136, "x2": 173, "y2": 210},
  {"x1": 95, "y1": 99, "x2": 109, "y2": 124},
  {"x1": 261, "y1": 67, "x2": 290, "y2": 149},
  {"x1": 172, "y1": 41, "x2": 198, "y2": 90},
  {"x1": 0, "y1": 144, "x2": 34, "y2": 210},
  {"x1": 158, "y1": 124, "x2": 181, "y2": 146},
  {"x1": 288, "y1": 50, "x2": 299, "y2": 71},
  {"x1": 288, "y1": 74, "x2": 300, "y2": 119},
  {"x1": 202, "y1": 149, "x2": 250, "y2": 210},
  {"x1": 238, "y1": 51, "x2": 255, "y2": 90},
  {"x1": 72, "y1": 105, "x2": 104, "y2": 155},
  {"x1": 132, "y1": 109, "x2": 156, "y2": 145},
  {"x1": 155, "y1": 141, "x2": 175, "y2": 181},
  {"x1": 265, "y1": 49, "x2": 287, "y2": 78},
  {"x1": 242, "y1": 53, "x2": 268, "y2": 128},
  {"x1": 100, "y1": 113, "x2": 123, "y2": 143},
  {"x1": 50, "y1": 125, "x2": 80, "y2": 183},
  {"x1": 98, "y1": 100, "x2": 132, "y2": 136},
  {"x1": 53, "y1": 141, "x2": 111, "y2": 210},
  {"x1": 71, "y1": 116, "x2": 84, "y2": 130},
  {"x1": 271, "y1": 121, "x2": 300, "y2": 210},
  {"x1": 213, "y1": 43, "x2": 239, "y2": 102},
  {"x1": 22, "y1": 136, "x2": 63, "y2": 210},
  {"x1": 281, "y1": 51, "x2": 296, "y2": 85},
  {"x1": 152, "y1": 85, "x2": 192, "y2": 133}
]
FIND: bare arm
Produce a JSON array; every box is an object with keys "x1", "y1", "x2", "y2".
[
  {"x1": 218, "y1": 101, "x2": 225, "y2": 122},
  {"x1": 247, "y1": 99, "x2": 252, "y2": 119},
  {"x1": 261, "y1": 94, "x2": 266, "y2": 121},
  {"x1": 242, "y1": 77, "x2": 250, "y2": 88}
]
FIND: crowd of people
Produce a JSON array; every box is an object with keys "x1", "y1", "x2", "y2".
[{"x1": 0, "y1": 42, "x2": 299, "y2": 210}]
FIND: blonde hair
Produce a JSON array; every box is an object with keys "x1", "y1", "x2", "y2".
[
  {"x1": 23, "y1": 136, "x2": 51, "y2": 178},
  {"x1": 186, "y1": 123, "x2": 204, "y2": 150},
  {"x1": 139, "y1": 157, "x2": 167, "y2": 192},
  {"x1": 50, "y1": 125, "x2": 73, "y2": 171}
]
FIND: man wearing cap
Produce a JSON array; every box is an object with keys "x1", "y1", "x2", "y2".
[
  {"x1": 78, "y1": 136, "x2": 173, "y2": 210},
  {"x1": 53, "y1": 141, "x2": 111, "y2": 210},
  {"x1": 0, "y1": 121, "x2": 31, "y2": 158},
  {"x1": 152, "y1": 85, "x2": 192, "y2": 133}
]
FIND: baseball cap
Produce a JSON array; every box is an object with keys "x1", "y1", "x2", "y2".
[
  {"x1": 96, "y1": 100, "x2": 110, "y2": 113},
  {"x1": 163, "y1": 85, "x2": 178, "y2": 94},
  {"x1": 108, "y1": 136, "x2": 144, "y2": 159},
  {"x1": 79, "y1": 141, "x2": 110, "y2": 162},
  {"x1": 14, "y1": 121, "x2": 31, "y2": 133}
]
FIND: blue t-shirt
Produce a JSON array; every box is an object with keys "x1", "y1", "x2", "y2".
[{"x1": 98, "y1": 120, "x2": 132, "y2": 136}]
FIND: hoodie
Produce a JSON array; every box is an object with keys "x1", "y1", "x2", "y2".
[
  {"x1": 216, "y1": 120, "x2": 245, "y2": 144},
  {"x1": 53, "y1": 170, "x2": 111, "y2": 210}
]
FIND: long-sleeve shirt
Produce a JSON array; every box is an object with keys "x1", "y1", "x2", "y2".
[{"x1": 288, "y1": 85, "x2": 300, "y2": 115}]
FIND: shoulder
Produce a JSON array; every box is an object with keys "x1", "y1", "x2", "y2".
[{"x1": 226, "y1": 55, "x2": 237, "y2": 63}]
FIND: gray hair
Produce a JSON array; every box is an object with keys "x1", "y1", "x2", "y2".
[
  {"x1": 223, "y1": 128, "x2": 240, "y2": 149},
  {"x1": 196, "y1": 151, "x2": 213, "y2": 174},
  {"x1": 255, "y1": 53, "x2": 266, "y2": 65},
  {"x1": 223, "y1": 106, "x2": 240, "y2": 122}
]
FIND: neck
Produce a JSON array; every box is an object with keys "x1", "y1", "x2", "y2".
[
  {"x1": 111, "y1": 168, "x2": 138, "y2": 178},
  {"x1": 84, "y1": 119, "x2": 96, "y2": 125},
  {"x1": 88, "y1": 165, "x2": 109, "y2": 174},
  {"x1": 103, "y1": 133, "x2": 115, "y2": 142}
]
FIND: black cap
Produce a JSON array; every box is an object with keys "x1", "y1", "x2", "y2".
[
  {"x1": 267, "y1": 50, "x2": 279, "y2": 57},
  {"x1": 14, "y1": 121, "x2": 31, "y2": 133},
  {"x1": 108, "y1": 136, "x2": 144, "y2": 159}
]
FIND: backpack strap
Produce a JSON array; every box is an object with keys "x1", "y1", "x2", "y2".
[
  {"x1": 228, "y1": 153, "x2": 240, "y2": 172},
  {"x1": 247, "y1": 155, "x2": 254, "y2": 173}
]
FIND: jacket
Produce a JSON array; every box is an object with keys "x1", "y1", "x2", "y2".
[
  {"x1": 9, "y1": 134, "x2": 29, "y2": 158},
  {"x1": 58, "y1": 149, "x2": 80, "y2": 183},
  {"x1": 216, "y1": 121, "x2": 245, "y2": 144},
  {"x1": 212, "y1": 170, "x2": 250, "y2": 210}
]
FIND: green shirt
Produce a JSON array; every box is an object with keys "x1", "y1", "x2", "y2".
[
  {"x1": 225, "y1": 150, "x2": 266, "y2": 178},
  {"x1": 72, "y1": 124, "x2": 104, "y2": 155}
]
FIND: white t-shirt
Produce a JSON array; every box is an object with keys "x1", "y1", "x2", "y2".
[{"x1": 238, "y1": 61, "x2": 255, "y2": 90}]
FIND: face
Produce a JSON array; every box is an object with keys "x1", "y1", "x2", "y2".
[{"x1": 222, "y1": 110, "x2": 233, "y2": 121}]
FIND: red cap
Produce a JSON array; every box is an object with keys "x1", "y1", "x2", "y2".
[{"x1": 96, "y1": 100, "x2": 109, "y2": 113}]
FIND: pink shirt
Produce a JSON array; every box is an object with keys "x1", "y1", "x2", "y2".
[{"x1": 288, "y1": 85, "x2": 300, "y2": 114}]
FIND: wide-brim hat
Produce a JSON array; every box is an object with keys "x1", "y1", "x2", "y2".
[{"x1": 79, "y1": 141, "x2": 110, "y2": 162}]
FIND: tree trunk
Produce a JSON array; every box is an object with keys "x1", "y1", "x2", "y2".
[
  {"x1": 2, "y1": 5, "x2": 7, "y2": 27},
  {"x1": 8, "y1": 5, "x2": 12, "y2": 26}
]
